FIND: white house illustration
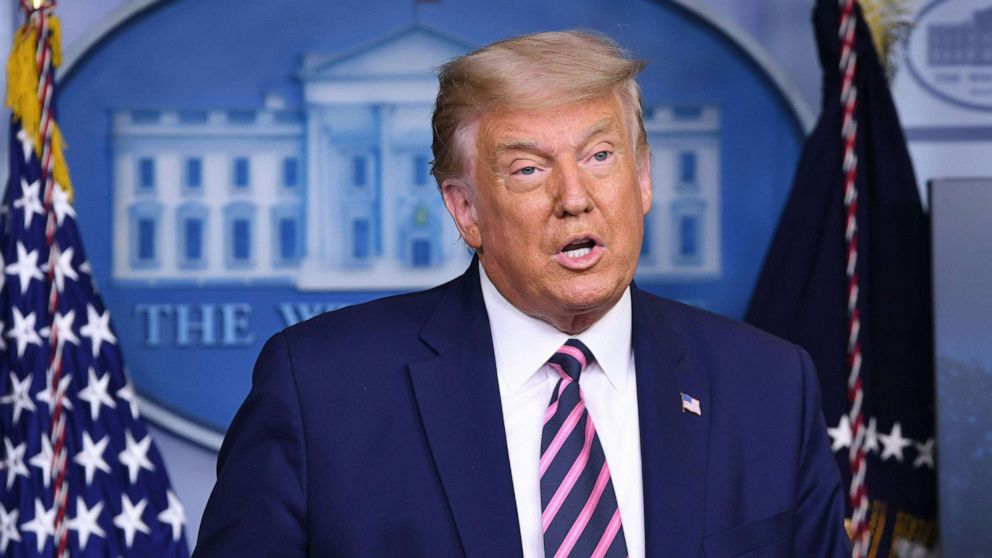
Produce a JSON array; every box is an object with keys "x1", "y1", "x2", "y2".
[
  {"x1": 642, "y1": 106, "x2": 721, "y2": 278},
  {"x1": 111, "y1": 25, "x2": 721, "y2": 289}
]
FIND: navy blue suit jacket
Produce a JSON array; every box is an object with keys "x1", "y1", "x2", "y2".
[{"x1": 194, "y1": 263, "x2": 851, "y2": 557}]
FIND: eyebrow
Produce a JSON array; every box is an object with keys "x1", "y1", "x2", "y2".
[
  {"x1": 582, "y1": 117, "x2": 618, "y2": 145},
  {"x1": 492, "y1": 117, "x2": 619, "y2": 159},
  {"x1": 494, "y1": 139, "x2": 543, "y2": 158}
]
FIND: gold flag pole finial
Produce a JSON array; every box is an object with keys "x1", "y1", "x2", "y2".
[
  {"x1": 7, "y1": 0, "x2": 73, "y2": 198},
  {"x1": 859, "y1": 0, "x2": 916, "y2": 81}
]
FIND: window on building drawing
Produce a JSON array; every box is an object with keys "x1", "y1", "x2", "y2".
[
  {"x1": 185, "y1": 158, "x2": 202, "y2": 189},
  {"x1": 671, "y1": 197, "x2": 705, "y2": 267},
  {"x1": 352, "y1": 219, "x2": 370, "y2": 260},
  {"x1": 279, "y1": 218, "x2": 296, "y2": 261},
  {"x1": 185, "y1": 219, "x2": 203, "y2": 261},
  {"x1": 233, "y1": 157, "x2": 250, "y2": 189},
  {"x1": 352, "y1": 156, "x2": 367, "y2": 187},
  {"x1": 233, "y1": 219, "x2": 251, "y2": 260},
  {"x1": 283, "y1": 157, "x2": 299, "y2": 188},
  {"x1": 271, "y1": 205, "x2": 302, "y2": 267},
  {"x1": 678, "y1": 151, "x2": 697, "y2": 189},
  {"x1": 679, "y1": 215, "x2": 698, "y2": 260},
  {"x1": 278, "y1": 216, "x2": 299, "y2": 263},
  {"x1": 138, "y1": 157, "x2": 156, "y2": 191},
  {"x1": 177, "y1": 202, "x2": 209, "y2": 269},
  {"x1": 413, "y1": 155, "x2": 429, "y2": 187},
  {"x1": 138, "y1": 219, "x2": 156, "y2": 261},
  {"x1": 224, "y1": 202, "x2": 256, "y2": 268},
  {"x1": 412, "y1": 239, "x2": 431, "y2": 267},
  {"x1": 128, "y1": 201, "x2": 162, "y2": 269}
]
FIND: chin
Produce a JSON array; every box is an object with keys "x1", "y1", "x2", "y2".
[{"x1": 554, "y1": 276, "x2": 625, "y2": 313}]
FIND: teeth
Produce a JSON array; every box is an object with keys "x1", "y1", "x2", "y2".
[{"x1": 563, "y1": 247, "x2": 592, "y2": 259}]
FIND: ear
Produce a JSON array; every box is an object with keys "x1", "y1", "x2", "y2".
[
  {"x1": 638, "y1": 150, "x2": 653, "y2": 215},
  {"x1": 441, "y1": 178, "x2": 483, "y2": 249}
]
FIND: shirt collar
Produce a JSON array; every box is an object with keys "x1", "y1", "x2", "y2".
[{"x1": 479, "y1": 262, "x2": 632, "y2": 395}]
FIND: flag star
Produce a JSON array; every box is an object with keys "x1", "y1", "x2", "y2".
[
  {"x1": 0, "y1": 321, "x2": 6, "y2": 351},
  {"x1": 46, "y1": 310, "x2": 80, "y2": 347},
  {"x1": 827, "y1": 414, "x2": 852, "y2": 453},
  {"x1": 5, "y1": 241, "x2": 44, "y2": 295},
  {"x1": 6, "y1": 308, "x2": 42, "y2": 358},
  {"x1": 16, "y1": 127, "x2": 34, "y2": 163},
  {"x1": 79, "y1": 260, "x2": 92, "y2": 275},
  {"x1": 157, "y1": 490, "x2": 186, "y2": 542},
  {"x1": 28, "y1": 436, "x2": 53, "y2": 487},
  {"x1": 0, "y1": 503, "x2": 20, "y2": 553},
  {"x1": 113, "y1": 494, "x2": 150, "y2": 548},
  {"x1": 19, "y1": 499, "x2": 54, "y2": 553},
  {"x1": 864, "y1": 417, "x2": 879, "y2": 454},
  {"x1": 12, "y1": 178, "x2": 44, "y2": 229},
  {"x1": 80, "y1": 304, "x2": 117, "y2": 357},
  {"x1": 119, "y1": 430, "x2": 155, "y2": 484},
  {"x1": 67, "y1": 497, "x2": 106, "y2": 550},
  {"x1": 117, "y1": 380, "x2": 141, "y2": 420},
  {"x1": 35, "y1": 370, "x2": 73, "y2": 411},
  {"x1": 913, "y1": 438, "x2": 935, "y2": 469},
  {"x1": 879, "y1": 422, "x2": 912, "y2": 462},
  {"x1": 51, "y1": 182, "x2": 75, "y2": 226},
  {"x1": 74, "y1": 432, "x2": 111, "y2": 485},
  {"x1": 0, "y1": 372, "x2": 36, "y2": 424},
  {"x1": 0, "y1": 249, "x2": 6, "y2": 294},
  {"x1": 51, "y1": 246, "x2": 78, "y2": 292},
  {"x1": 79, "y1": 367, "x2": 117, "y2": 421},
  {"x1": 2, "y1": 438, "x2": 29, "y2": 489}
]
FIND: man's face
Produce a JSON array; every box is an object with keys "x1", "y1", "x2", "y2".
[{"x1": 442, "y1": 93, "x2": 652, "y2": 333}]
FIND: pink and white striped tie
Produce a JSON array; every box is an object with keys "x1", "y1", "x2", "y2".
[{"x1": 540, "y1": 339, "x2": 627, "y2": 558}]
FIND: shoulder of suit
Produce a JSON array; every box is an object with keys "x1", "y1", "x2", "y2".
[{"x1": 277, "y1": 280, "x2": 451, "y2": 349}]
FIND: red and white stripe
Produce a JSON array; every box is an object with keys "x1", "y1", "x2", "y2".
[
  {"x1": 22, "y1": 1, "x2": 70, "y2": 556},
  {"x1": 839, "y1": 0, "x2": 870, "y2": 555}
]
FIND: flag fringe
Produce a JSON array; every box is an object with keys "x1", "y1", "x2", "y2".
[{"x1": 5, "y1": 15, "x2": 73, "y2": 200}]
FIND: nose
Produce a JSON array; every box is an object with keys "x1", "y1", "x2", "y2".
[{"x1": 554, "y1": 161, "x2": 594, "y2": 217}]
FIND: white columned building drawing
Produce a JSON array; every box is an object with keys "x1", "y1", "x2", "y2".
[
  {"x1": 111, "y1": 97, "x2": 305, "y2": 285},
  {"x1": 109, "y1": 25, "x2": 721, "y2": 290},
  {"x1": 295, "y1": 26, "x2": 475, "y2": 290}
]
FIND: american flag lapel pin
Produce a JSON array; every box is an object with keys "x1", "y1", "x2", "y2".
[{"x1": 681, "y1": 392, "x2": 702, "y2": 416}]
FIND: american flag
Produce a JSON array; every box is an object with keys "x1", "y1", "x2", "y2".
[
  {"x1": 0, "y1": 3, "x2": 190, "y2": 556},
  {"x1": 680, "y1": 392, "x2": 701, "y2": 416},
  {"x1": 746, "y1": 0, "x2": 937, "y2": 554}
]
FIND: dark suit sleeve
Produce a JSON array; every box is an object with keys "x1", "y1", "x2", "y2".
[
  {"x1": 193, "y1": 332, "x2": 309, "y2": 557},
  {"x1": 793, "y1": 348, "x2": 852, "y2": 557}
]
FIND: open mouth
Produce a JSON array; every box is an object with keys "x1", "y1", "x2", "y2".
[{"x1": 560, "y1": 238, "x2": 597, "y2": 259}]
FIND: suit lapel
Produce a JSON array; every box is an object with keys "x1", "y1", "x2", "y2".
[
  {"x1": 408, "y1": 263, "x2": 523, "y2": 558},
  {"x1": 632, "y1": 286, "x2": 711, "y2": 557}
]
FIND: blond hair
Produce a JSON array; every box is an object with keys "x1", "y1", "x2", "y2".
[{"x1": 430, "y1": 30, "x2": 647, "y2": 186}]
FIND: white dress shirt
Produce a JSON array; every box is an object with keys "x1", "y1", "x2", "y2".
[{"x1": 479, "y1": 264, "x2": 645, "y2": 558}]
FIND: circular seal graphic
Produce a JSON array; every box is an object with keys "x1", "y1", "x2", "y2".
[
  {"x1": 905, "y1": 0, "x2": 992, "y2": 112},
  {"x1": 58, "y1": 0, "x2": 807, "y2": 446}
]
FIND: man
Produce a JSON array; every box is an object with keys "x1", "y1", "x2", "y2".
[{"x1": 194, "y1": 31, "x2": 851, "y2": 557}]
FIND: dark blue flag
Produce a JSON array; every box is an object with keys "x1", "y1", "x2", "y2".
[
  {"x1": 0, "y1": 3, "x2": 190, "y2": 556},
  {"x1": 745, "y1": 0, "x2": 936, "y2": 555}
]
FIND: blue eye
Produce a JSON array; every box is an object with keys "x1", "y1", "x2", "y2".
[
  {"x1": 518, "y1": 166, "x2": 537, "y2": 176},
  {"x1": 593, "y1": 151, "x2": 611, "y2": 162}
]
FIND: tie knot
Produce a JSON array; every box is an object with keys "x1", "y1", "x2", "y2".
[{"x1": 548, "y1": 339, "x2": 594, "y2": 382}]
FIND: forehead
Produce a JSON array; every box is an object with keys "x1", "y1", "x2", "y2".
[{"x1": 475, "y1": 94, "x2": 628, "y2": 157}]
